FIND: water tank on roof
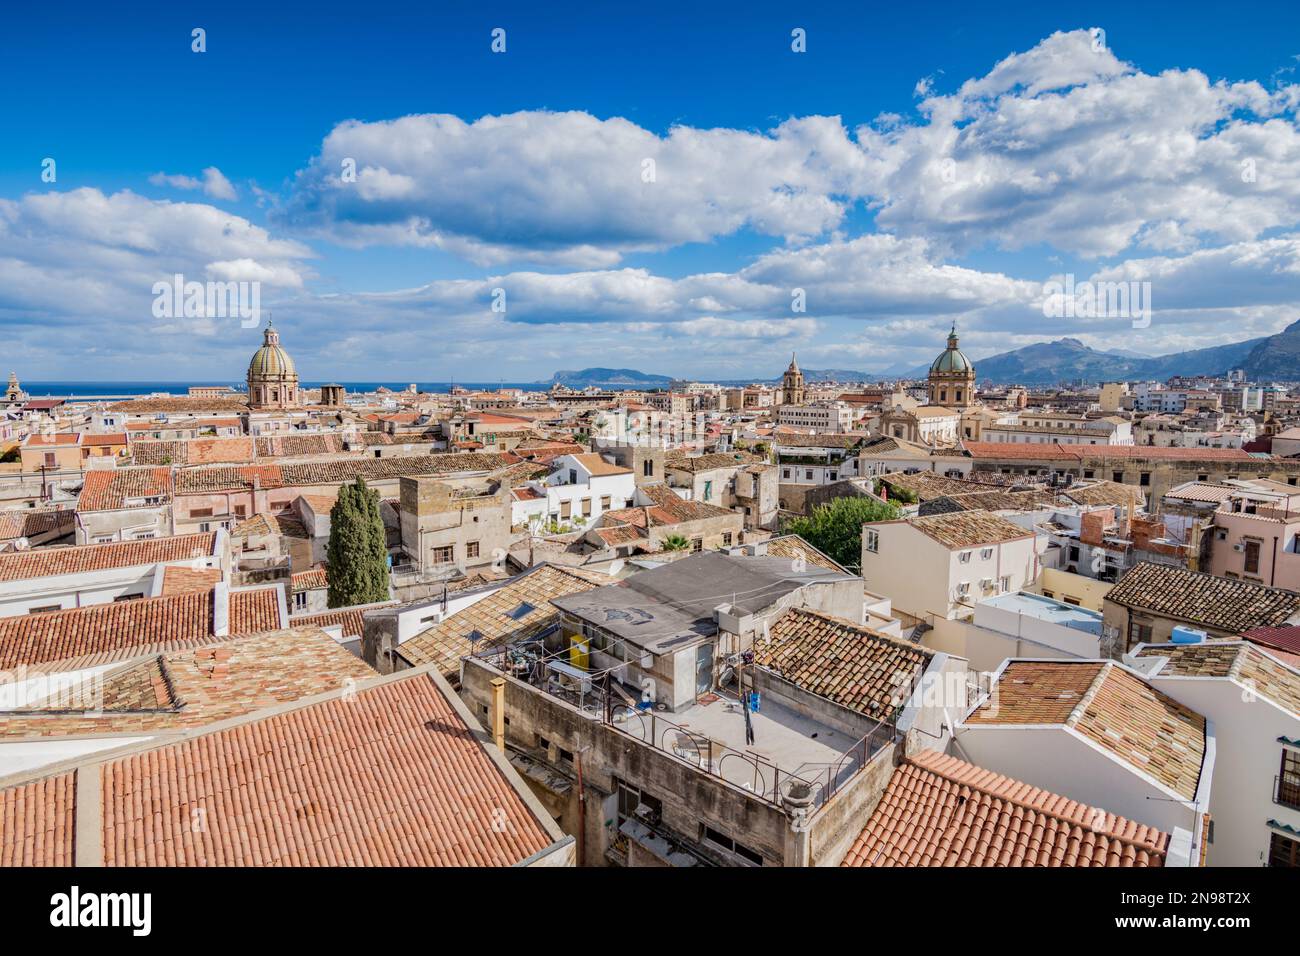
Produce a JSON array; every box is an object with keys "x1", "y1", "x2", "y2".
[{"x1": 1171, "y1": 626, "x2": 1207, "y2": 645}]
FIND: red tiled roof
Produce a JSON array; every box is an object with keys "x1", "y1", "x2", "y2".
[
  {"x1": 23, "y1": 433, "x2": 80, "y2": 447},
  {"x1": 290, "y1": 567, "x2": 328, "y2": 591},
  {"x1": 160, "y1": 566, "x2": 223, "y2": 595},
  {"x1": 841, "y1": 750, "x2": 1170, "y2": 867},
  {"x1": 0, "y1": 627, "x2": 374, "y2": 740},
  {"x1": 0, "y1": 532, "x2": 213, "y2": 581},
  {"x1": 91, "y1": 671, "x2": 554, "y2": 865},
  {"x1": 0, "y1": 587, "x2": 280, "y2": 670},
  {"x1": 76, "y1": 467, "x2": 173, "y2": 511},
  {"x1": 289, "y1": 602, "x2": 398, "y2": 640},
  {"x1": 0, "y1": 510, "x2": 75, "y2": 542},
  {"x1": 963, "y1": 441, "x2": 1255, "y2": 462},
  {"x1": 229, "y1": 587, "x2": 283, "y2": 633},
  {"x1": 1242, "y1": 624, "x2": 1300, "y2": 664},
  {"x1": 966, "y1": 661, "x2": 1207, "y2": 800},
  {"x1": 0, "y1": 773, "x2": 74, "y2": 866}
]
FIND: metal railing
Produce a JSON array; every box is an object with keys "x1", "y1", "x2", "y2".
[
  {"x1": 470, "y1": 647, "x2": 901, "y2": 814},
  {"x1": 606, "y1": 700, "x2": 896, "y2": 812},
  {"x1": 1274, "y1": 775, "x2": 1300, "y2": 812}
]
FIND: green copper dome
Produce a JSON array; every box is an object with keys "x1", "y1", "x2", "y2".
[{"x1": 930, "y1": 325, "x2": 972, "y2": 374}]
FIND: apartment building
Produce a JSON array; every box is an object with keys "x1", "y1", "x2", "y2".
[
  {"x1": 399, "y1": 475, "x2": 513, "y2": 578},
  {"x1": 776, "y1": 402, "x2": 855, "y2": 433},
  {"x1": 1101, "y1": 561, "x2": 1300, "y2": 656},
  {"x1": 1128, "y1": 640, "x2": 1300, "y2": 867},
  {"x1": 955, "y1": 659, "x2": 1212, "y2": 868},
  {"x1": 510, "y1": 452, "x2": 637, "y2": 532},
  {"x1": 860, "y1": 511, "x2": 1039, "y2": 635},
  {"x1": 451, "y1": 550, "x2": 965, "y2": 867}
]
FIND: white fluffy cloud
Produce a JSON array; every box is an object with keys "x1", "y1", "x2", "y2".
[
  {"x1": 149, "y1": 167, "x2": 239, "y2": 202},
  {"x1": 278, "y1": 111, "x2": 870, "y2": 265},
  {"x1": 9, "y1": 30, "x2": 1300, "y2": 379},
  {"x1": 857, "y1": 30, "x2": 1300, "y2": 257},
  {"x1": 0, "y1": 189, "x2": 313, "y2": 362},
  {"x1": 273, "y1": 30, "x2": 1300, "y2": 270}
]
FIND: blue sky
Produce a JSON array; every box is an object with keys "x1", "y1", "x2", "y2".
[{"x1": 4, "y1": 1, "x2": 1300, "y2": 382}]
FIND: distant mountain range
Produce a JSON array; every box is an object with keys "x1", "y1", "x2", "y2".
[
  {"x1": 544, "y1": 319, "x2": 1300, "y2": 389},
  {"x1": 951, "y1": 319, "x2": 1300, "y2": 385},
  {"x1": 544, "y1": 367, "x2": 674, "y2": 387}
]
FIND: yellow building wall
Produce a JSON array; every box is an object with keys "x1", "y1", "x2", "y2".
[{"x1": 1028, "y1": 568, "x2": 1113, "y2": 612}]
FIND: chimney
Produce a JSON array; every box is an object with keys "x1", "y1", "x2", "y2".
[{"x1": 212, "y1": 581, "x2": 230, "y2": 637}]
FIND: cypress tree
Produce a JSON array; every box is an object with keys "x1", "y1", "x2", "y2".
[{"x1": 326, "y1": 479, "x2": 390, "y2": 608}]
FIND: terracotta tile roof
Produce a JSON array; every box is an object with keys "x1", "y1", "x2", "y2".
[
  {"x1": 841, "y1": 750, "x2": 1170, "y2": 867},
  {"x1": 594, "y1": 524, "x2": 648, "y2": 546},
  {"x1": 664, "y1": 451, "x2": 764, "y2": 473},
  {"x1": 922, "y1": 489, "x2": 1058, "y2": 515},
  {"x1": 160, "y1": 565, "x2": 223, "y2": 595},
  {"x1": 0, "y1": 532, "x2": 214, "y2": 581},
  {"x1": 0, "y1": 587, "x2": 281, "y2": 671},
  {"x1": 1106, "y1": 561, "x2": 1300, "y2": 632},
  {"x1": 82, "y1": 433, "x2": 128, "y2": 447},
  {"x1": 906, "y1": 510, "x2": 1034, "y2": 550},
  {"x1": 966, "y1": 660, "x2": 1104, "y2": 725},
  {"x1": 132, "y1": 437, "x2": 255, "y2": 466},
  {"x1": 229, "y1": 512, "x2": 308, "y2": 539},
  {"x1": 967, "y1": 661, "x2": 1207, "y2": 800},
  {"x1": 229, "y1": 587, "x2": 283, "y2": 634},
  {"x1": 963, "y1": 441, "x2": 1255, "y2": 462},
  {"x1": 0, "y1": 627, "x2": 374, "y2": 739},
  {"x1": 1137, "y1": 640, "x2": 1300, "y2": 715},
  {"x1": 1063, "y1": 480, "x2": 1145, "y2": 508},
  {"x1": 290, "y1": 567, "x2": 329, "y2": 591},
  {"x1": 0, "y1": 510, "x2": 75, "y2": 542},
  {"x1": 23, "y1": 433, "x2": 80, "y2": 447},
  {"x1": 175, "y1": 464, "x2": 284, "y2": 494},
  {"x1": 773, "y1": 431, "x2": 871, "y2": 449},
  {"x1": 92, "y1": 671, "x2": 553, "y2": 865},
  {"x1": 570, "y1": 453, "x2": 632, "y2": 476},
  {"x1": 878, "y1": 471, "x2": 1001, "y2": 501},
  {"x1": 753, "y1": 608, "x2": 931, "y2": 718},
  {"x1": 106, "y1": 396, "x2": 249, "y2": 414},
  {"x1": 76, "y1": 467, "x2": 172, "y2": 511},
  {"x1": 254, "y1": 434, "x2": 346, "y2": 458},
  {"x1": 289, "y1": 603, "x2": 397, "y2": 640},
  {"x1": 0, "y1": 773, "x2": 74, "y2": 866},
  {"x1": 762, "y1": 534, "x2": 848, "y2": 573},
  {"x1": 610, "y1": 483, "x2": 738, "y2": 527},
  {"x1": 295, "y1": 493, "x2": 338, "y2": 513},
  {"x1": 128, "y1": 440, "x2": 191, "y2": 465},
  {"x1": 172, "y1": 453, "x2": 518, "y2": 494},
  {"x1": 0, "y1": 591, "x2": 216, "y2": 670},
  {"x1": 398, "y1": 565, "x2": 613, "y2": 676}
]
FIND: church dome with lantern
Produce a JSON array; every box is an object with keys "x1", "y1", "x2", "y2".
[
  {"x1": 927, "y1": 324, "x2": 976, "y2": 407},
  {"x1": 247, "y1": 320, "x2": 300, "y2": 410}
]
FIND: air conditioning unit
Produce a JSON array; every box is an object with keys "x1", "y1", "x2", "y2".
[{"x1": 1232, "y1": 543, "x2": 1246, "y2": 552}]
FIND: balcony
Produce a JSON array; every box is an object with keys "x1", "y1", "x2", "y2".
[{"x1": 1275, "y1": 775, "x2": 1300, "y2": 812}]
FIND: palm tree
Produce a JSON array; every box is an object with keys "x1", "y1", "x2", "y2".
[{"x1": 661, "y1": 533, "x2": 691, "y2": 552}]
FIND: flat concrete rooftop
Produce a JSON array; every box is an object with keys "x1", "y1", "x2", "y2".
[
  {"x1": 980, "y1": 590, "x2": 1103, "y2": 634},
  {"x1": 611, "y1": 692, "x2": 861, "y2": 801}
]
